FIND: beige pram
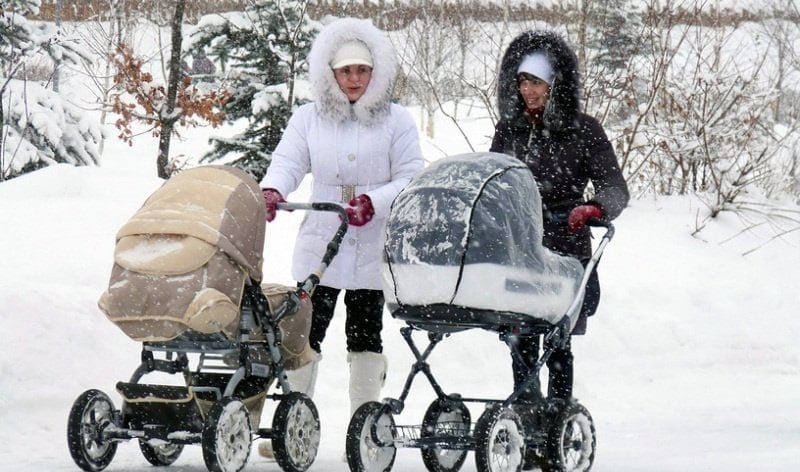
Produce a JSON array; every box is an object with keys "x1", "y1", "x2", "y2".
[{"x1": 67, "y1": 165, "x2": 349, "y2": 472}]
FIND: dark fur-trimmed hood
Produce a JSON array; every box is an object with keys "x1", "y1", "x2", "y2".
[
  {"x1": 308, "y1": 17, "x2": 398, "y2": 126},
  {"x1": 496, "y1": 30, "x2": 581, "y2": 134}
]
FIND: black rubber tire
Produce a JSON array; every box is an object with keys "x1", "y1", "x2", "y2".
[
  {"x1": 420, "y1": 398, "x2": 471, "y2": 472},
  {"x1": 201, "y1": 398, "x2": 252, "y2": 472},
  {"x1": 271, "y1": 392, "x2": 320, "y2": 472},
  {"x1": 473, "y1": 404, "x2": 524, "y2": 472},
  {"x1": 542, "y1": 402, "x2": 596, "y2": 472},
  {"x1": 345, "y1": 401, "x2": 397, "y2": 472},
  {"x1": 139, "y1": 439, "x2": 184, "y2": 466},
  {"x1": 67, "y1": 389, "x2": 118, "y2": 472}
]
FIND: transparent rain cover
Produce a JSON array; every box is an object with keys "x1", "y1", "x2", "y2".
[{"x1": 382, "y1": 152, "x2": 584, "y2": 324}]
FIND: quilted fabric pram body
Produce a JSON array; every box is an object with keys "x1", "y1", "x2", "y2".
[
  {"x1": 97, "y1": 165, "x2": 312, "y2": 368},
  {"x1": 99, "y1": 165, "x2": 265, "y2": 339}
]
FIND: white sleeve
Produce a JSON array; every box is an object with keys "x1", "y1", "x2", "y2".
[
  {"x1": 367, "y1": 105, "x2": 425, "y2": 219},
  {"x1": 260, "y1": 106, "x2": 312, "y2": 197}
]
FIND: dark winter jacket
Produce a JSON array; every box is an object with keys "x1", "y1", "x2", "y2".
[{"x1": 490, "y1": 30, "x2": 629, "y2": 260}]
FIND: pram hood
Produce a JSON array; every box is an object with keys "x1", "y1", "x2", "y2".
[
  {"x1": 115, "y1": 165, "x2": 265, "y2": 280},
  {"x1": 382, "y1": 152, "x2": 584, "y2": 324}
]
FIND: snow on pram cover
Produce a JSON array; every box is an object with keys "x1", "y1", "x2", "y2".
[
  {"x1": 382, "y1": 152, "x2": 584, "y2": 326},
  {"x1": 98, "y1": 165, "x2": 313, "y2": 368}
]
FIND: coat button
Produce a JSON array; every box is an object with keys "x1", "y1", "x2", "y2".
[
  {"x1": 349, "y1": 238, "x2": 356, "y2": 245},
  {"x1": 348, "y1": 153, "x2": 356, "y2": 161}
]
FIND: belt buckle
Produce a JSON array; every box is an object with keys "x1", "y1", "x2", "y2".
[{"x1": 341, "y1": 185, "x2": 355, "y2": 203}]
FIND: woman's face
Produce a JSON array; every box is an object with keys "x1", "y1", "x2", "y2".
[
  {"x1": 334, "y1": 64, "x2": 373, "y2": 102},
  {"x1": 518, "y1": 74, "x2": 550, "y2": 110}
]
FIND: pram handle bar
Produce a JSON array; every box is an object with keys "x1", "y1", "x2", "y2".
[
  {"x1": 274, "y1": 201, "x2": 349, "y2": 311},
  {"x1": 551, "y1": 219, "x2": 615, "y2": 345}
]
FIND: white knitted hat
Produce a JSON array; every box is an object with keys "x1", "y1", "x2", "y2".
[
  {"x1": 517, "y1": 52, "x2": 554, "y2": 85},
  {"x1": 331, "y1": 41, "x2": 373, "y2": 69}
]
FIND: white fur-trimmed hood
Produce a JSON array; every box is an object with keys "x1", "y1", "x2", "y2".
[{"x1": 308, "y1": 17, "x2": 398, "y2": 126}]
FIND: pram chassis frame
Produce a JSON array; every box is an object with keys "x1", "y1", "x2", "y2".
[
  {"x1": 368, "y1": 317, "x2": 557, "y2": 454},
  {"x1": 69, "y1": 201, "x2": 349, "y2": 472},
  {"x1": 350, "y1": 221, "x2": 614, "y2": 471}
]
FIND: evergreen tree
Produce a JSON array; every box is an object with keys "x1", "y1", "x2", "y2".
[
  {"x1": 571, "y1": 0, "x2": 644, "y2": 124},
  {"x1": 587, "y1": 0, "x2": 640, "y2": 73},
  {"x1": 1, "y1": 1, "x2": 39, "y2": 63},
  {"x1": 187, "y1": 0, "x2": 319, "y2": 181},
  {"x1": 2, "y1": 0, "x2": 101, "y2": 180}
]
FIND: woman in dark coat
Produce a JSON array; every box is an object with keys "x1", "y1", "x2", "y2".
[{"x1": 490, "y1": 30, "x2": 629, "y2": 403}]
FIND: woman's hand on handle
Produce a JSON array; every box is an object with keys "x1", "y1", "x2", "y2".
[
  {"x1": 345, "y1": 194, "x2": 375, "y2": 227},
  {"x1": 262, "y1": 188, "x2": 285, "y2": 222},
  {"x1": 567, "y1": 204, "x2": 603, "y2": 233}
]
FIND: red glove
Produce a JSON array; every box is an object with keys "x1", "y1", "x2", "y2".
[
  {"x1": 262, "y1": 188, "x2": 285, "y2": 222},
  {"x1": 567, "y1": 204, "x2": 603, "y2": 233},
  {"x1": 346, "y1": 194, "x2": 374, "y2": 227}
]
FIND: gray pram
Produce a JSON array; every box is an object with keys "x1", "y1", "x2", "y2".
[
  {"x1": 67, "y1": 165, "x2": 349, "y2": 472},
  {"x1": 345, "y1": 153, "x2": 615, "y2": 472}
]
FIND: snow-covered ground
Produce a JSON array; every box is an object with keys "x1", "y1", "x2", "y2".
[
  {"x1": 2, "y1": 10, "x2": 800, "y2": 468},
  {"x1": 1, "y1": 108, "x2": 799, "y2": 471}
]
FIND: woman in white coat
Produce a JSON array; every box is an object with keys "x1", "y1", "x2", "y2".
[{"x1": 260, "y1": 17, "x2": 424, "y2": 427}]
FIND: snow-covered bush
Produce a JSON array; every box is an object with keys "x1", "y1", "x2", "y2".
[
  {"x1": 1, "y1": 79, "x2": 102, "y2": 178},
  {"x1": 1, "y1": 0, "x2": 101, "y2": 180}
]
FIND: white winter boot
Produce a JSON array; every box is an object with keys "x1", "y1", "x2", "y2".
[
  {"x1": 259, "y1": 353, "x2": 321, "y2": 460},
  {"x1": 286, "y1": 351, "x2": 321, "y2": 397},
  {"x1": 347, "y1": 351, "x2": 388, "y2": 419}
]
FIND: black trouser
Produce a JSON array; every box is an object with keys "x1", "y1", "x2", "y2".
[
  {"x1": 307, "y1": 285, "x2": 384, "y2": 354},
  {"x1": 512, "y1": 267, "x2": 600, "y2": 401}
]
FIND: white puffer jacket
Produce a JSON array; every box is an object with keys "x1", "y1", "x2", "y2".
[{"x1": 261, "y1": 18, "x2": 424, "y2": 290}]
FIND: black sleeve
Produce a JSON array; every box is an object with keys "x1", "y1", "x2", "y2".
[
  {"x1": 583, "y1": 116, "x2": 629, "y2": 220},
  {"x1": 489, "y1": 121, "x2": 511, "y2": 154}
]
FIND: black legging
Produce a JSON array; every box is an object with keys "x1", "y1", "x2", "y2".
[
  {"x1": 307, "y1": 285, "x2": 384, "y2": 354},
  {"x1": 512, "y1": 267, "x2": 600, "y2": 400}
]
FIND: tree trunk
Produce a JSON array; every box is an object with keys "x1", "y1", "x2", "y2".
[
  {"x1": 0, "y1": 82, "x2": 5, "y2": 181},
  {"x1": 53, "y1": 0, "x2": 63, "y2": 92},
  {"x1": 157, "y1": 0, "x2": 186, "y2": 179}
]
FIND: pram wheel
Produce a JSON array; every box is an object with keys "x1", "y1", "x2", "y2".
[
  {"x1": 474, "y1": 404, "x2": 524, "y2": 472},
  {"x1": 271, "y1": 392, "x2": 320, "y2": 472},
  {"x1": 202, "y1": 398, "x2": 252, "y2": 472},
  {"x1": 67, "y1": 389, "x2": 118, "y2": 472},
  {"x1": 139, "y1": 439, "x2": 184, "y2": 466},
  {"x1": 542, "y1": 401, "x2": 595, "y2": 472},
  {"x1": 420, "y1": 398, "x2": 471, "y2": 472},
  {"x1": 346, "y1": 401, "x2": 397, "y2": 472}
]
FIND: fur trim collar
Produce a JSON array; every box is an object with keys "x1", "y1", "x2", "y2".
[
  {"x1": 308, "y1": 17, "x2": 398, "y2": 126},
  {"x1": 496, "y1": 30, "x2": 581, "y2": 134}
]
